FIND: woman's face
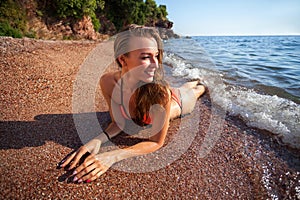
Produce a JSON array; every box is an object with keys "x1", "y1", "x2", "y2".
[{"x1": 121, "y1": 36, "x2": 159, "y2": 83}]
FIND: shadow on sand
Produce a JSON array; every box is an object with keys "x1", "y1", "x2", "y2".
[{"x1": 0, "y1": 112, "x2": 112, "y2": 150}]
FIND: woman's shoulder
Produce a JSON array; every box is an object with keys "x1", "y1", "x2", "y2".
[
  {"x1": 100, "y1": 71, "x2": 121, "y2": 87},
  {"x1": 100, "y1": 71, "x2": 119, "y2": 82},
  {"x1": 100, "y1": 71, "x2": 120, "y2": 96}
]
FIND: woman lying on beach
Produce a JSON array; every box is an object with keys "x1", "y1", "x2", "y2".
[{"x1": 59, "y1": 24, "x2": 205, "y2": 183}]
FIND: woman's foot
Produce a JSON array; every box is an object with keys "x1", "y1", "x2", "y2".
[
  {"x1": 182, "y1": 78, "x2": 203, "y2": 89},
  {"x1": 193, "y1": 85, "x2": 206, "y2": 99}
]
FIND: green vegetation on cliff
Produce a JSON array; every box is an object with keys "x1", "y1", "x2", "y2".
[
  {"x1": 38, "y1": 0, "x2": 105, "y2": 32},
  {"x1": 0, "y1": 0, "x2": 170, "y2": 38},
  {"x1": 0, "y1": 0, "x2": 27, "y2": 38},
  {"x1": 103, "y1": 0, "x2": 168, "y2": 31}
]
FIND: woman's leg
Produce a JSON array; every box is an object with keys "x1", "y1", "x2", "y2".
[
  {"x1": 170, "y1": 81, "x2": 206, "y2": 119},
  {"x1": 181, "y1": 80, "x2": 200, "y2": 89},
  {"x1": 193, "y1": 85, "x2": 206, "y2": 99},
  {"x1": 170, "y1": 88, "x2": 182, "y2": 119}
]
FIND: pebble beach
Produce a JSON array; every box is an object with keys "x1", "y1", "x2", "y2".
[{"x1": 0, "y1": 37, "x2": 299, "y2": 199}]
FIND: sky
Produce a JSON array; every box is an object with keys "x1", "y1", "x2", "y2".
[{"x1": 155, "y1": 0, "x2": 300, "y2": 36}]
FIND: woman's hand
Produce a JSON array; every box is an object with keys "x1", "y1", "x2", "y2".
[
  {"x1": 72, "y1": 152, "x2": 116, "y2": 183},
  {"x1": 59, "y1": 138, "x2": 102, "y2": 170}
]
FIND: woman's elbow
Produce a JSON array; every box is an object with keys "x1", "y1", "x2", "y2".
[
  {"x1": 149, "y1": 139, "x2": 164, "y2": 152},
  {"x1": 156, "y1": 142, "x2": 164, "y2": 150},
  {"x1": 149, "y1": 135, "x2": 165, "y2": 150}
]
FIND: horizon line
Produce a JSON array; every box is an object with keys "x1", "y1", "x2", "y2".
[{"x1": 179, "y1": 33, "x2": 300, "y2": 37}]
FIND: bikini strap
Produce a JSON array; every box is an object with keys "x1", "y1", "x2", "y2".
[
  {"x1": 120, "y1": 78, "x2": 124, "y2": 105},
  {"x1": 120, "y1": 78, "x2": 131, "y2": 118}
]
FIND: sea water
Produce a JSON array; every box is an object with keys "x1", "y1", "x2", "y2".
[{"x1": 163, "y1": 36, "x2": 300, "y2": 149}]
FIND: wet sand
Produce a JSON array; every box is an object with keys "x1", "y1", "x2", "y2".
[{"x1": 1, "y1": 37, "x2": 299, "y2": 199}]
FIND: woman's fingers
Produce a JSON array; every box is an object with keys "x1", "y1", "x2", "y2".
[
  {"x1": 76, "y1": 164, "x2": 108, "y2": 183},
  {"x1": 60, "y1": 151, "x2": 112, "y2": 183},
  {"x1": 73, "y1": 155, "x2": 96, "y2": 177},
  {"x1": 82, "y1": 169, "x2": 107, "y2": 183},
  {"x1": 59, "y1": 151, "x2": 76, "y2": 168},
  {"x1": 59, "y1": 138, "x2": 102, "y2": 170},
  {"x1": 67, "y1": 146, "x2": 88, "y2": 170},
  {"x1": 72, "y1": 155, "x2": 108, "y2": 183}
]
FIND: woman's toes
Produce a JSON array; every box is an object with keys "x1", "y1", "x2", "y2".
[{"x1": 194, "y1": 85, "x2": 206, "y2": 97}]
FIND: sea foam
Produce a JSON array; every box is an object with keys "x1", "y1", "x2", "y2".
[{"x1": 164, "y1": 53, "x2": 300, "y2": 149}]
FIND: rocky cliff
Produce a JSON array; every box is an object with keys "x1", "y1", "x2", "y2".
[
  {"x1": 153, "y1": 19, "x2": 180, "y2": 40},
  {"x1": 5, "y1": 0, "x2": 179, "y2": 40}
]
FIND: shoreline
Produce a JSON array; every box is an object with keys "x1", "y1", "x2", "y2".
[{"x1": 1, "y1": 37, "x2": 299, "y2": 199}]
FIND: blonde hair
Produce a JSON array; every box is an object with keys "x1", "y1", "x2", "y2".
[{"x1": 114, "y1": 24, "x2": 170, "y2": 125}]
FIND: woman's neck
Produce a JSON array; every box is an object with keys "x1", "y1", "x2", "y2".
[{"x1": 120, "y1": 71, "x2": 139, "y2": 93}]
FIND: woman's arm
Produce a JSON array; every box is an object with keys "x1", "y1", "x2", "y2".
[
  {"x1": 113, "y1": 99, "x2": 172, "y2": 159},
  {"x1": 58, "y1": 121, "x2": 122, "y2": 170},
  {"x1": 72, "y1": 94, "x2": 172, "y2": 183},
  {"x1": 59, "y1": 72, "x2": 125, "y2": 169}
]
